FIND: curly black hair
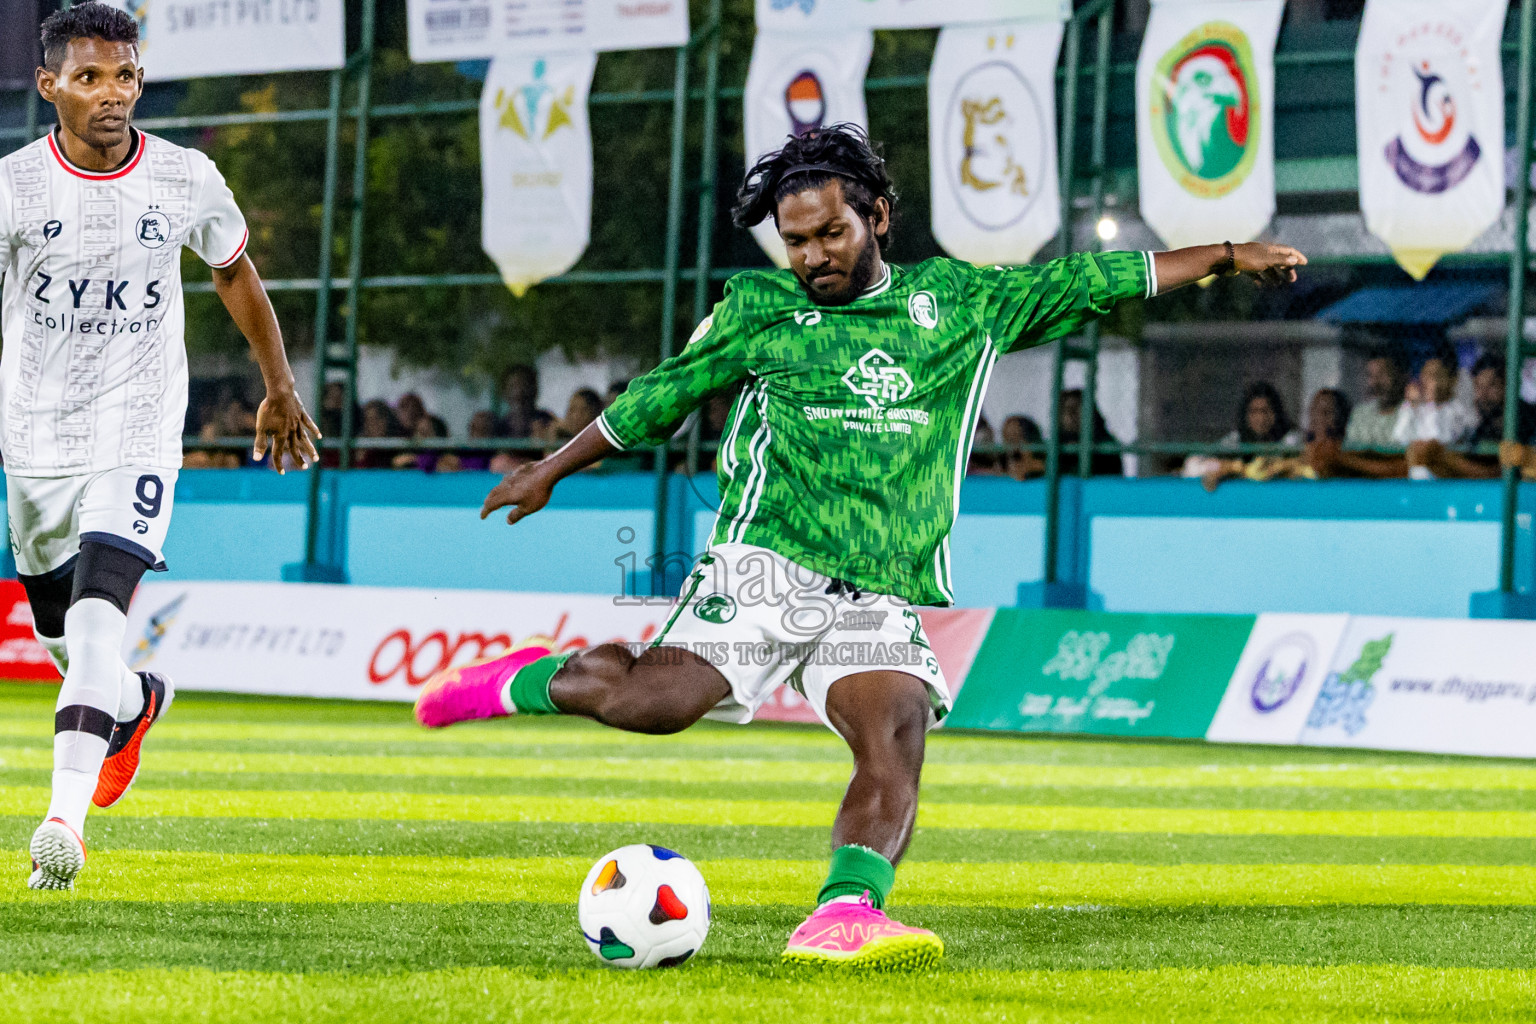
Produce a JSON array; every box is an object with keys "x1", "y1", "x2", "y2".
[
  {"x1": 41, "y1": 2, "x2": 139, "y2": 74},
  {"x1": 732, "y1": 124, "x2": 898, "y2": 251}
]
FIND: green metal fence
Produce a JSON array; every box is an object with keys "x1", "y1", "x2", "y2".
[{"x1": 2, "y1": 1, "x2": 1535, "y2": 610}]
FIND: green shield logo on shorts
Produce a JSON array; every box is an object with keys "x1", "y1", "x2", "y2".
[{"x1": 694, "y1": 594, "x2": 737, "y2": 624}]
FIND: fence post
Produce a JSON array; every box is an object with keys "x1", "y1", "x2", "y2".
[
  {"x1": 648, "y1": 39, "x2": 694, "y2": 595},
  {"x1": 1076, "y1": 1, "x2": 1115, "y2": 483},
  {"x1": 1040, "y1": 9, "x2": 1082, "y2": 595},
  {"x1": 1475, "y1": 0, "x2": 1536, "y2": 618},
  {"x1": 288, "y1": 0, "x2": 374, "y2": 583},
  {"x1": 684, "y1": 0, "x2": 724, "y2": 495}
]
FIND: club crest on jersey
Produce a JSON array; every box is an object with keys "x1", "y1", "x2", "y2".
[
  {"x1": 843, "y1": 348, "x2": 915, "y2": 408},
  {"x1": 908, "y1": 291, "x2": 939, "y2": 330},
  {"x1": 693, "y1": 594, "x2": 737, "y2": 624},
  {"x1": 42, "y1": 220, "x2": 63, "y2": 242},
  {"x1": 136, "y1": 212, "x2": 171, "y2": 250},
  {"x1": 794, "y1": 309, "x2": 823, "y2": 327},
  {"x1": 688, "y1": 315, "x2": 714, "y2": 346}
]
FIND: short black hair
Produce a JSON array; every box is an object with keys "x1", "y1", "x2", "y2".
[
  {"x1": 40, "y1": 3, "x2": 139, "y2": 74},
  {"x1": 1473, "y1": 353, "x2": 1507, "y2": 380},
  {"x1": 733, "y1": 124, "x2": 897, "y2": 251}
]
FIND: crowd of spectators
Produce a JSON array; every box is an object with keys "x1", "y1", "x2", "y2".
[
  {"x1": 183, "y1": 348, "x2": 1536, "y2": 484},
  {"x1": 183, "y1": 366, "x2": 635, "y2": 474}
]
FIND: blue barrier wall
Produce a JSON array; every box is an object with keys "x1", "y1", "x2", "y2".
[{"x1": 8, "y1": 471, "x2": 1532, "y2": 618}]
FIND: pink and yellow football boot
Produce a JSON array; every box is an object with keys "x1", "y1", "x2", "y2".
[
  {"x1": 782, "y1": 892, "x2": 943, "y2": 970},
  {"x1": 413, "y1": 644, "x2": 554, "y2": 728}
]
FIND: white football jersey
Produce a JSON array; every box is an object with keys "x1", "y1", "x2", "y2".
[{"x1": 0, "y1": 128, "x2": 248, "y2": 477}]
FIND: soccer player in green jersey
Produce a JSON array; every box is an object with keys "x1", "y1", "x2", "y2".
[{"x1": 416, "y1": 125, "x2": 1305, "y2": 969}]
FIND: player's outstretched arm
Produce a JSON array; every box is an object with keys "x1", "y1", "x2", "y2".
[
  {"x1": 1154, "y1": 242, "x2": 1306, "y2": 294},
  {"x1": 481, "y1": 424, "x2": 619, "y2": 526},
  {"x1": 212, "y1": 254, "x2": 320, "y2": 474}
]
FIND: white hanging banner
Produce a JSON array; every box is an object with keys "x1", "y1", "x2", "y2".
[
  {"x1": 1136, "y1": 0, "x2": 1285, "y2": 250},
  {"x1": 929, "y1": 19, "x2": 1064, "y2": 266},
  {"x1": 1355, "y1": 0, "x2": 1508, "y2": 281},
  {"x1": 743, "y1": 30, "x2": 875, "y2": 267},
  {"x1": 407, "y1": 0, "x2": 688, "y2": 62},
  {"x1": 100, "y1": 0, "x2": 344, "y2": 80},
  {"x1": 757, "y1": 0, "x2": 1067, "y2": 31},
  {"x1": 480, "y1": 53, "x2": 597, "y2": 297}
]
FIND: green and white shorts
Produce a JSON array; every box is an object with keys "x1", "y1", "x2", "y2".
[{"x1": 653, "y1": 542, "x2": 951, "y2": 734}]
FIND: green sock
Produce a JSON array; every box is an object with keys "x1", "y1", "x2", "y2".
[
  {"x1": 503, "y1": 652, "x2": 573, "y2": 716},
  {"x1": 817, "y1": 844, "x2": 896, "y2": 909}
]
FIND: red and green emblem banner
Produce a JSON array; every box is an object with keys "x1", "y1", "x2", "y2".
[{"x1": 1136, "y1": 0, "x2": 1284, "y2": 250}]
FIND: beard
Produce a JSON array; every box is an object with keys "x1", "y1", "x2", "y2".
[{"x1": 799, "y1": 236, "x2": 882, "y2": 307}]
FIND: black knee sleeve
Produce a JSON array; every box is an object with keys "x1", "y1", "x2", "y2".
[
  {"x1": 18, "y1": 556, "x2": 77, "y2": 638},
  {"x1": 72, "y1": 540, "x2": 150, "y2": 615}
]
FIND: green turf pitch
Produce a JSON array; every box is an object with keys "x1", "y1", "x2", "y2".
[{"x1": 0, "y1": 684, "x2": 1533, "y2": 1022}]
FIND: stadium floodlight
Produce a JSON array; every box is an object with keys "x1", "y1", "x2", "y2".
[{"x1": 1096, "y1": 215, "x2": 1119, "y2": 242}]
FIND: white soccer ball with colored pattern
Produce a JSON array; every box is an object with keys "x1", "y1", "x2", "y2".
[{"x1": 577, "y1": 844, "x2": 711, "y2": 969}]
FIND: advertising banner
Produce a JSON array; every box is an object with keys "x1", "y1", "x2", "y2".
[
  {"x1": 1136, "y1": 0, "x2": 1285, "y2": 250},
  {"x1": 407, "y1": 0, "x2": 688, "y2": 62},
  {"x1": 1299, "y1": 616, "x2": 1536, "y2": 759},
  {"x1": 1205, "y1": 613, "x2": 1349, "y2": 746},
  {"x1": 945, "y1": 609, "x2": 1254, "y2": 738},
  {"x1": 118, "y1": 582, "x2": 984, "y2": 726},
  {"x1": 122, "y1": 581, "x2": 670, "y2": 703},
  {"x1": 1355, "y1": 0, "x2": 1508, "y2": 280},
  {"x1": 928, "y1": 19, "x2": 1064, "y2": 266},
  {"x1": 0, "y1": 581, "x2": 56, "y2": 683},
  {"x1": 481, "y1": 53, "x2": 597, "y2": 297},
  {"x1": 743, "y1": 29, "x2": 874, "y2": 267},
  {"x1": 756, "y1": 0, "x2": 1067, "y2": 31},
  {"x1": 101, "y1": 0, "x2": 344, "y2": 81}
]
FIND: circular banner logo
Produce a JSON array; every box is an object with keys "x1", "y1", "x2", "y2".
[
  {"x1": 942, "y1": 60, "x2": 1048, "y2": 231},
  {"x1": 1248, "y1": 633, "x2": 1315, "y2": 714},
  {"x1": 1372, "y1": 24, "x2": 1485, "y2": 195},
  {"x1": 1150, "y1": 22, "x2": 1259, "y2": 199}
]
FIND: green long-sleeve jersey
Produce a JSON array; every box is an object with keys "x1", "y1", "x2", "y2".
[{"x1": 598, "y1": 250, "x2": 1155, "y2": 606}]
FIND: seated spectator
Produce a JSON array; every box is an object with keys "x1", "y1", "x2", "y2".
[
  {"x1": 1345, "y1": 351, "x2": 1407, "y2": 449},
  {"x1": 394, "y1": 414, "x2": 450, "y2": 471},
  {"x1": 1391, "y1": 348, "x2": 1477, "y2": 480},
  {"x1": 562, "y1": 388, "x2": 604, "y2": 439},
  {"x1": 1058, "y1": 389, "x2": 1123, "y2": 477},
  {"x1": 967, "y1": 417, "x2": 1000, "y2": 476},
  {"x1": 395, "y1": 393, "x2": 427, "y2": 437},
  {"x1": 1409, "y1": 354, "x2": 1536, "y2": 480},
  {"x1": 352, "y1": 399, "x2": 404, "y2": 468},
  {"x1": 458, "y1": 410, "x2": 498, "y2": 472},
  {"x1": 1002, "y1": 415, "x2": 1045, "y2": 481},
  {"x1": 1186, "y1": 381, "x2": 1301, "y2": 491},
  {"x1": 319, "y1": 380, "x2": 352, "y2": 440},
  {"x1": 497, "y1": 365, "x2": 543, "y2": 438}
]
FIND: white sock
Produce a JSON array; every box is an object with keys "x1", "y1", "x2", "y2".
[
  {"x1": 34, "y1": 631, "x2": 68, "y2": 677},
  {"x1": 45, "y1": 599, "x2": 131, "y2": 834},
  {"x1": 117, "y1": 665, "x2": 145, "y2": 721}
]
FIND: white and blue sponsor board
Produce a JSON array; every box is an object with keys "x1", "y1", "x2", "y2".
[{"x1": 1209, "y1": 613, "x2": 1536, "y2": 759}]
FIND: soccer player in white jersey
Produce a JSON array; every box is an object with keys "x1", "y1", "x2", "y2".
[{"x1": 0, "y1": 5, "x2": 320, "y2": 889}]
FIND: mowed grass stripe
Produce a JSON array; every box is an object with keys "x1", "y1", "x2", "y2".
[
  {"x1": 5, "y1": 785, "x2": 1534, "y2": 836},
  {"x1": 2, "y1": 746, "x2": 1531, "y2": 793},
  {"x1": 13, "y1": 816, "x2": 1536, "y2": 867},
  {"x1": 5, "y1": 902, "x2": 1535, "y2": 974},
  {"x1": 7, "y1": 851, "x2": 1536, "y2": 906},
  {"x1": 5, "y1": 768, "x2": 1531, "y2": 814},
  {"x1": 1, "y1": 965, "x2": 1534, "y2": 1024}
]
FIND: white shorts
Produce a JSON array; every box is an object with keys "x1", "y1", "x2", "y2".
[
  {"x1": 6, "y1": 466, "x2": 178, "y2": 576},
  {"x1": 653, "y1": 542, "x2": 951, "y2": 734}
]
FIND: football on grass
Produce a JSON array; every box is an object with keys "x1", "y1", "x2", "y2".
[{"x1": 578, "y1": 844, "x2": 711, "y2": 969}]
